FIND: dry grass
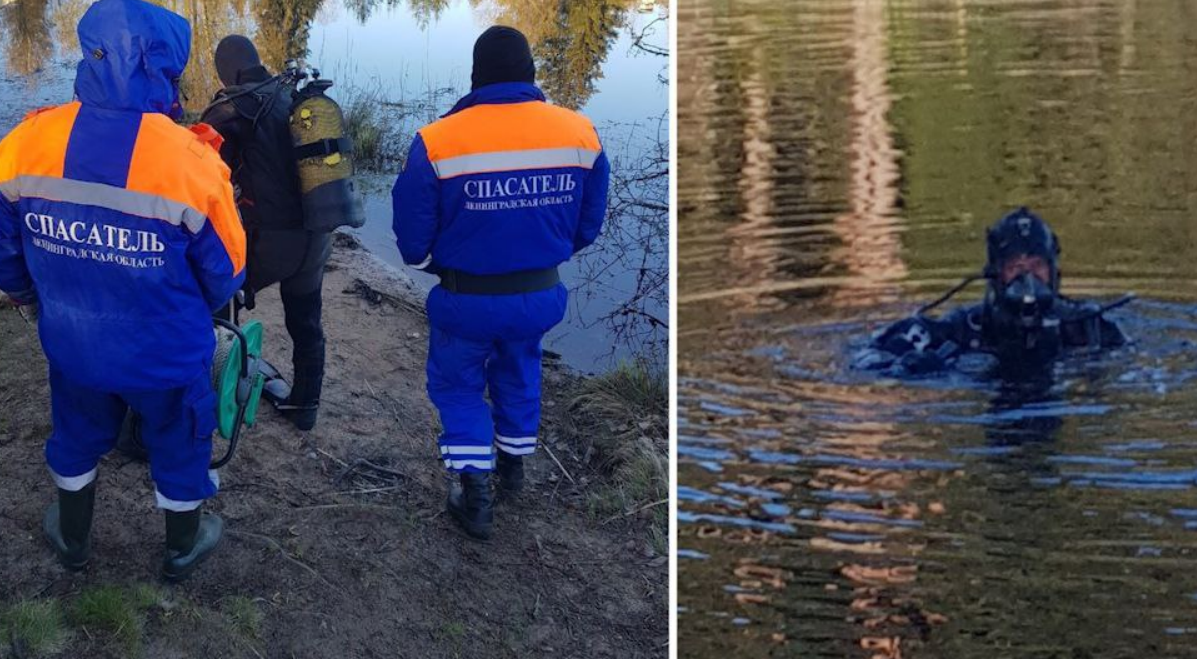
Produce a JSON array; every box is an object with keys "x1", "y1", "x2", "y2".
[{"x1": 565, "y1": 361, "x2": 668, "y2": 552}]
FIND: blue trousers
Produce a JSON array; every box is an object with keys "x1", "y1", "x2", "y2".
[
  {"x1": 424, "y1": 284, "x2": 567, "y2": 473},
  {"x1": 45, "y1": 368, "x2": 219, "y2": 510},
  {"x1": 427, "y1": 328, "x2": 543, "y2": 472}
]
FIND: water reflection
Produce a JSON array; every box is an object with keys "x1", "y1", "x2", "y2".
[
  {"x1": 679, "y1": 0, "x2": 1197, "y2": 657},
  {"x1": 0, "y1": 0, "x2": 655, "y2": 112},
  {"x1": 0, "y1": 0, "x2": 669, "y2": 372}
]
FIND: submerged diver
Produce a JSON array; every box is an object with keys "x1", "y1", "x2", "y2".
[
  {"x1": 0, "y1": 0, "x2": 244, "y2": 580},
  {"x1": 858, "y1": 208, "x2": 1130, "y2": 376},
  {"x1": 392, "y1": 26, "x2": 610, "y2": 540},
  {"x1": 196, "y1": 35, "x2": 333, "y2": 431}
]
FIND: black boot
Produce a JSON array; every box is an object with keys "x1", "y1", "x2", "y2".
[
  {"x1": 43, "y1": 482, "x2": 97, "y2": 571},
  {"x1": 447, "y1": 472, "x2": 494, "y2": 541},
  {"x1": 161, "y1": 508, "x2": 224, "y2": 583},
  {"x1": 276, "y1": 351, "x2": 323, "y2": 431},
  {"x1": 277, "y1": 400, "x2": 319, "y2": 431},
  {"x1": 261, "y1": 358, "x2": 320, "y2": 431},
  {"x1": 496, "y1": 452, "x2": 525, "y2": 494}
]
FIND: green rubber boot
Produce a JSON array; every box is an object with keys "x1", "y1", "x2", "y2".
[
  {"x1": 161, "y1": 509, "x2": 224, "y2": 583},
  {"x1": 43, "y1": 482, "x2": 96, "y2": 571}
]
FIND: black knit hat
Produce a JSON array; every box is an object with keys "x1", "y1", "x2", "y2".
[
  {"x1": 471, "y1": 26, "x2": 536, "y2": 91},
  {"x1": 214, "y1": 35, "x2": 261, "y2": 87}
]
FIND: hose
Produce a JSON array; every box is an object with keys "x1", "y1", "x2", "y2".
[{"x1": 916, "y1": 272, "x2": 988, "y2": 317}]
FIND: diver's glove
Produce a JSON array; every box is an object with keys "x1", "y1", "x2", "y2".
[
  {"x1": 894, "y1": 340, "x2": 959, "y2": 376},
  {"x1": 896, "y1": 350, "x2": 948, "y2": 375}
]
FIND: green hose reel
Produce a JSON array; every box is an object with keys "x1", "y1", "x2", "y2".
[{"x1": 210, "y1": 318, "x2": 266, "y2": 468}]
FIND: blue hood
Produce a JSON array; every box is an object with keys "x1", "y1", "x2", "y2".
[{"x1": 74, "y1": 0, "x2": 192, "y2": 117}]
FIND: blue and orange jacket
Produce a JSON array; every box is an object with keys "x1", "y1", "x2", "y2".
[
  {"x1": 0, "y1": 0, "x2": 245, "y2": 392},
  {"x1": 392, "y1": 82, "x2": 610, "y2": 276}
]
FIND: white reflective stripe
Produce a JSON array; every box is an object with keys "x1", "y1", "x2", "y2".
[
  {"x1": 443, "y1": 458, "x2": 494, "y2": 471},
  {"x1": 496, "y1": 444, "x2": 537, "y2": 456},
  {"x1": 432, "y1": 147, "x2": 601, "y2": 179},
  {"x1": 153, "y1": 470, "x2": 219, "y2": 512},
  {"x1": 0, "y1": 175, "x2": 208, "y2": 233},
  {"x1": 51, "y1": 467, "x2": 97, "y2": 492},
  {"x1": 439, "y1": 445, "x2": 494, "y2": 456},
  {"x1": 155, "y1": 490, "x2": 203, "y2": 512},
  {"x1": 411, "y1": 254, "x2": 433, "y2": 270},
  {"x1": 495, "y1": 434, "x2": 538, "y2": 447}
]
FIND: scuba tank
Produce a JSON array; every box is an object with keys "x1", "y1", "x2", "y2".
[
  {"x1": 283, "y1": 61, "x2": 367, "y2": 232},
  {"x1": 201, "y1": 60, "x2": 367, "y2": 233}
]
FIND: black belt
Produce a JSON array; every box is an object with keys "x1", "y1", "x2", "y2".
[{"x1": 438, "y1": 267, "x2": 560, "y2": 295}]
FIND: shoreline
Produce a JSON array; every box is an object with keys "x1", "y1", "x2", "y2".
[{"x1": 0, "y1": 235, "x2": 667, "y2": 658}]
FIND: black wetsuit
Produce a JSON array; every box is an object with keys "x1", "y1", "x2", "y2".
[
  {"x1": 859, "y1": 299, "x2": 1128, "y2": 376},
  {"x1": 200, "y1": 66, "x2": 330, "y2": 409}
]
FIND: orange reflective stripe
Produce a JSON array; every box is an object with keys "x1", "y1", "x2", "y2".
[
  {"x1": 127, "y1": 114, "x2": 246, "y2": 274},
  {"x1": 419, "y1": 101, "x2": 601, "y2": 163},
  {"x1": 0, "y1": 102, "x2": 81, "y2": 180}
]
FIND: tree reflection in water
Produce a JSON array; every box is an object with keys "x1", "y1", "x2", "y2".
[{"x1": 3, "y1": 0, "x2": 659, "y2": 111}]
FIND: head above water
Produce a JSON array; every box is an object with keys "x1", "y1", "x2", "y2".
[
  {"x1": 214, "y1": 35, "x2": 263, "y2": 87},
  {"x1": 74, "y1": 0, "x2": 191, "y2": 119},
  {"x1": 471, "y1": 26, "x2": 536, "y2": 91},
  {"x1": 984, "y1": 207, "x2": 1061, "y2": 289},
  {"x1": 982, "y1": 207, "x2": 1064, "y2": 357}
]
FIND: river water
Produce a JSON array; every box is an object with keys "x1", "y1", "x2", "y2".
[
  {"x1": 0, "y1": 0, "x2": 669, "y2": 373},
  {"x1": 679, "y1": 1, "x2": 1197, "y2": 657}
]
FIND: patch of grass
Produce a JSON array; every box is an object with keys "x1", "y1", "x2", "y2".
[
  {"x1": 1, "y1": 599, "x2": 70, "y2": 657},
  {"x1": 439, "y1": 620, "x2": 467, "y2": 657},
  {"x1": 567, "y1": 361, "x2": 668, "y2": 545},
  {"x1": 441, "y1": 620, "x2": 466, "y2": 639},
  {"x1": 342, "y1": 85, "x2": 388, "y2": 172},
  {"x1": 221, "y1": 596, "x2": 264, "y2": 641},
  {"x1": 71, "y1": 585, "x2": 153, "y2": 655},
  {"x1": 130, "y1": 583, "x2": 165, "y2": 610}
]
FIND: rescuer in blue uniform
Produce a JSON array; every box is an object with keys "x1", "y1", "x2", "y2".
[
  {"x1": 0, "y1": 0, "x2": 244, "y2": 580},
  {"x1": 857, "y1": 208, "x2": 1129, "y2": 377},
  {"x1": 392, "y1": 26, "x2": 610, "y2": 540}
]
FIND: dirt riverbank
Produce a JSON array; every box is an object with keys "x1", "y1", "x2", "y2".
[{"x1": 0, "y1": 234, "x2": 667, "y2": 659}]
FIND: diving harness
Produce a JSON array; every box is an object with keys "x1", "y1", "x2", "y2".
[{"x1": 202, "y1": 60, "x2": 366, "y2": 233}]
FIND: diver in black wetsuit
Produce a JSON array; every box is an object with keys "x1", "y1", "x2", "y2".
[
  {"x1": 200, "y1": 36, "x2": 332, "y2": 431},
  {"x1": 856, "y1": 208, "x2": 1131, "y2": 376}
]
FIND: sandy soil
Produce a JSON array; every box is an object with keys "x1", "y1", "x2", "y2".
[{"x1": 0, "y1": 234, "x2": 667, "y2": 658}]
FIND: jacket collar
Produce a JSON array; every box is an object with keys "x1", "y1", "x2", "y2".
[{"x1": 443, "y1": 82, "x2": 546, "y2": 118}]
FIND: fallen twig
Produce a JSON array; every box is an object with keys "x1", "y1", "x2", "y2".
[
  {"x1": 316, "y1": 447, "x2": 349, "y2": 468},
  {"x1": 347, "y1": 484, "x2": 403, "y2": 496},
  {"x1": 228, "y1": 530, "x2": 348, "y2": 597},
  {"x1": 602, "y1": 498, "x2": 669, "y2": 525},
  {"x1": 542, "y1": 443, "x2": 577, "y2": 486},
  {"x1": 291, "y1": 503, "x2": 400, "y2": 513}
]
